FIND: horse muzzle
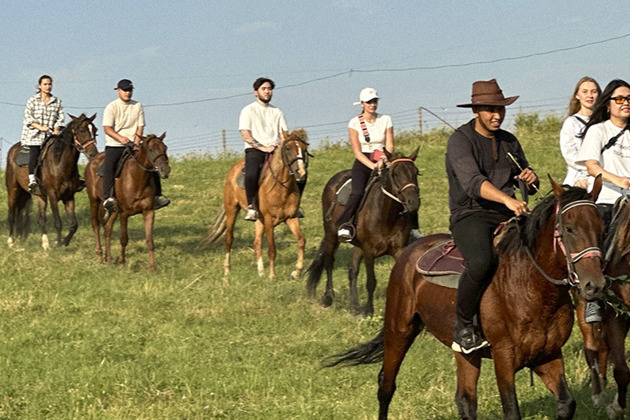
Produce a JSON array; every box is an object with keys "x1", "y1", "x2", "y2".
[{"x1": 157, "y1": 163, "x2": 171, "y2": 179}]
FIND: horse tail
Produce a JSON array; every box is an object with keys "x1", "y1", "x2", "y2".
[
  {"x1": 201, "y1": 207, "x2": 227, "y2": 246},
  {"x1": 321, "y1": 328, "x2": 385, "y2": 368},
  {"x1": 306, "y1": 239, "x2": 327, "y2": 297},
  {"x1": 13, "y1": 190, "x2": 32, "y2": 241}
]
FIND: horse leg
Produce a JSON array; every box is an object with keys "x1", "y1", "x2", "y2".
[
  {"x1": 454, "y1": 353, "x2": 482, "y2": 420},
  {"x1": 89, "y1": 198, "x2": 103, "y2": 262},
  {"x1": 103, "y1": 214, "x2": 117, "y2": 264},
  {"x1": 532, "y1": 356, "x2": 576, "y2": 420},
  {"x1": 603, "y1": 315, "x2": 630, "y2": 419},
  {"x1": 61, "y1": 199, "x2": 78, "y2": 246},
  {"x1": 254, "y1": 220, "x2": 266, "y2": 278},
  {"x1": 223, "y1": 205, "x2": 237, "y2": 276},
  {"x1": 48, "y1": 196, "x2": 64, "y2": 246},
  {"x1": 320, "y1": 238, "x2": 339, "y2": 307},
  {"x1": 118, "y1": 214, "x2": 129, "y2": 268},
  {"x1": 285, "y1": 218, "x2": 305, "y2": 280},
  {"x1": 491, "y1": 351, "x2": 520, "y2": 419},
  {"x1": 378, "y1": 300, "x2": 422, "y2": 419},
  {"x1": 35, "y1": 196, "x2": 50, "y2": 250},
  {"x1": 364, "y1": 254, "x2": 378, "y2": 317},
  {"x1": 6, "y1": 189, "x2": 18, "y2": 247},
  {"x1": 575, "y1": 299, "x2": 607, "y2": 406},
  {"x1": 263, "y1": 220, "x2": 276, "y2": 279},
  {"x1": 348, "y1": 247, "x2": 363, "y2": 315},
  {"x1": 143, "y1": 209, "x2": 156, "y2": 272}
]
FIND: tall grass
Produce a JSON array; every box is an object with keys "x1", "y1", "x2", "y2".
[{"x1": 0, "y1": 112, "x2": 611, "y2": 419}]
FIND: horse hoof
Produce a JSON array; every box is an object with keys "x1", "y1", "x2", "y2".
[
  {"x1": 606, "y1": 396, "x2": 624, "y2": 419},
  {"x1": 290, "y1": 270, "x2": 301, "y2": 280},
  {"x1": 7, "y1": 238, "x2": 14, "y2": 248},
  {"x1": 41, "y1": 234, "x2": 50, "y2": 250},
  {"x1": 592, "y1": 393, "x2": 602, "y2": 408},
  {"x1": 320, "y1": 295, "x2": 333, "y2": 307}
]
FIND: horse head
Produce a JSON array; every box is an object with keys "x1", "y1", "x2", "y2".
[
  {"x1": 280, "y1": 129, "x2": 309, "y2": 183},
  {"x1": 68, "y1": 113, "x2": 98, "y2": 160},
  {"x1": 140, "y1": 133, "x2": 170, "y2": 179},
  {"x1": 549, "y1": 174, "x2": 606, "y2": 301},
  {"x1": 382, "y1": 147, "x2": 421, "y2": 214}
]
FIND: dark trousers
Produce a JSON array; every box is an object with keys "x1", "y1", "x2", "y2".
[
  {"x1": 245, "y1": 148, "x2": 268, "y2": 207},
  {"x1": 451, "y1": 211, "x2": 509, "y2": 330},
  {"x1": 336, "y1": 156, "x2": 372, "y2": 227},
  {"x1": 28, "y1": 145, "x2": 41, "y2": 175},
  {"x1": 102, "y1": 146, "x2": 163, "y2": 200}
]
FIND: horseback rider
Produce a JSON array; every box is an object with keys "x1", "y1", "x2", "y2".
[
  {"x1": 239, "y1": 77, "x2": 305, "y2": 221},
  {"x1": 20, "y1": 74, "x2": 65, "y2": 193},
  {"x1": 102, "y1": 79, "x2": 170, "y2": 219},
  {"x1": 336, "y1": 87, "x2": 421, "y2": 242},
  {"x1": 447, "y1": 79, "x2": 539, "y2": 354}
]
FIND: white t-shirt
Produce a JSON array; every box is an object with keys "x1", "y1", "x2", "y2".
[
  {"x1": 559, "y1": 113, "x2": 589, "y2": 186},
  {"x1": 348, "y1": 114, "x2": 393, "y2": 153},
  {"x1": 102, "y1": 98, "x2": 145, "y2": 147},
  {"x1": 239, "y1": 101, "x2": 288, "y2": 150},
  {"x1": 578, "y1": 119, "x2": 630, "y2": 204}
]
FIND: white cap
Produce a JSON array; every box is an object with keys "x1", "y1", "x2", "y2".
[{"x1": 353, "y1": 87, "x2": 379, "y2": 105}]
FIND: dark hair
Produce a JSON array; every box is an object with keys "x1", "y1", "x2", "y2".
[
  {"x1": 568, "y1": 76, "x2": 601, "y2": 115},
  {"x1": 580, "y1": 78, "x2": 630, "y2": 138},
  {"x1": 253, "y1": 77, "x2": 275, "y2": 91}
]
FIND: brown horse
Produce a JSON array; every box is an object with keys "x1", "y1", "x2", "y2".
[
  {"x1": 203, "y1": 129, "x2": 309, "y2": 280},
  {"x1": 324, "y1": 177, "x2": 606, "y2": 419},
  {"x1": 306, "y1": 148, "x2": 420, "y2": 316},
  {"x1": 5, "y1": 113, "x2": 98, "y2": 248},
  {"x1": 574, "y1": 194, "x2": 630, "y2": 418},
  {"x1": 84, "y1": 133, "x2": 170, "y2": 271}
]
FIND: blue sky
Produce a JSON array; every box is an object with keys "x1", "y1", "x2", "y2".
[{"x1": 1, "y1": 1, "x2": 628, "y2": 159}]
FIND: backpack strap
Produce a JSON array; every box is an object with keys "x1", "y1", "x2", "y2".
[
  {"x1": 601, "y1": 127, "x2": 627, "y2": 154},
  {"x1": 574, "y1": 115, "x2": 588, "y2": 126},
  {"x1": 358, "y1": 112, "x2": 371, "y2": 143}
]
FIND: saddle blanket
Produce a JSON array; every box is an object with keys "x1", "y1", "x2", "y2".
[{"x1": 415, "y1": 239, "x2": 464, "y2": 289}]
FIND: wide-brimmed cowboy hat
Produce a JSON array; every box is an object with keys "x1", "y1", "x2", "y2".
[{"x1": 456, "y1": 79, "x2": 519, "y2": 108}]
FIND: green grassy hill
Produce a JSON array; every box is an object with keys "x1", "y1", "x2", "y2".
[{"x1": 0, "y1": 112, "x2": 612, "y2": 419}]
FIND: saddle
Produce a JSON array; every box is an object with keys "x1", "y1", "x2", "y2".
[
  {"x1": 415, "y1": 218, "x2": 519, "y2": 289},
  {"x1": 237, "y1": 155, "x2": 274, "y2": 190},
  {"x1": 324, "y1": 172, "x2": 380, "y2": 222},
  {"x1": 14, "y1": 136, "x2": 56, "y2": 167},
  {"x1": 97, "y1": 147, "x2": 133, "y2": 179}
]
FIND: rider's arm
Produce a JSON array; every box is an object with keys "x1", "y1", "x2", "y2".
[
  {"x1": 585, "y1": 159, "x2": 630, "y2": 189},
  {"x1": 104, "y1": 126, "x2": 131, "y2": 145},
  {"x1": 240, "y1": 129, "x2": 275, "y2": 153}
]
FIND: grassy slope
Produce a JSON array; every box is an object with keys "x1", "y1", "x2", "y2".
[{"x1": 0, "y1": 114, "x2": 613, "y2": 419}]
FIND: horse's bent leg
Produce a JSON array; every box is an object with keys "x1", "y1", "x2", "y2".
[
  {"x1": 36, "y1": 197, "x2": 49, "y2": 250},
  {"x1": 491, "y1": 351, "x2": 520, "y2": 419},
  {"x1": 143, "y1": 210, "x2": 156, "y2": 271},
  {"x1": 61, "y1": 199, "x2": 78, "y2": 246},
  {"x1": 285, "y1": 218, "x2": 305, "y2": 280},
  {"x1": 118, "y1": 215, "x2": 129, "y2": 268},
  {"x1": 533, "y1": 356, "x2": 575, "y2": 420},
  {"x1": 264, "y1": 221, "x2": 276, "y2": 279},
  {"x1": 254, "y1": 221, "x2": 265, "y2": 278},
  {"x1": 603, "y1": 316, "x2": 630, "y2": 419},
  {"x1": 454, "y1": 353, "x2": 482, "y2": 420},
  {"x1": 348, "y1": 248, "x2": 363, "y2": 314},
  {"x1": 575, "y1": 299, "x2": 607, "y2": 405}
]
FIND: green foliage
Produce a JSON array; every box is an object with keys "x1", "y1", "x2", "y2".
[{"x1": 0, "y1": 116, "x2": 608, "y2": 418}]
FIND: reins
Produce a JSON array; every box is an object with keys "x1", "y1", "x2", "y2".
[
  {"x1": 267, "y1": 138, "x2": 309, "y2": 189},
  {"x1": 128, "y1": 138, "x2": 167, "y2": 173}
]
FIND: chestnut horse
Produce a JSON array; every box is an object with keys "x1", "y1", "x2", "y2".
[
  {"x1": 84, "y1": 133, "x2": 170, "y2": 271},
  {"x1": 574, "y1": 193, "x2": 630, "y2": 419},
  {"x1": 324, "y1": 177, "x2": 606, "y2": 419},
  {"x1": 203, "y1": 129, "x2": 309, "y2": 279},
  {"x1": 306, "y1": 148, "x2": 420, "y2": 316},
  {"x1": 5, "y1": 113, "x2": 98, "y2": 248}
]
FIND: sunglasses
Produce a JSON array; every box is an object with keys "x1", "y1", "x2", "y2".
[{"x1": 611, "y1": 95, "x2": 630, "y2": 105}]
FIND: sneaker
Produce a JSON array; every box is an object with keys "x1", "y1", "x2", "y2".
[
  {"x1": 585, "y1": 301, "x2": 603, "y2": 323},
  {"x1": 153, "y1": 196, "x2": 170, "y2": 210},
  {"x1": 337, "y1": 227, "x2": 353, "y2": 242},
  {"x1": 103, "y1": 197, "x2": 116, "y2": 220},
  {"x1": 244, "y1": 206, "x2": 258, "y2": 221},
  {"x1": 295, "y1": 207, "x2": 305, "y2": 218},
  {"x1": 451, "y1": 327, "x2": 490, "y2": 354},
  {"x1": 409, "y1": 230, "x2": 424, "y2": 241},
  {"x1": 28, "y1": 181, "x2": 39, "y2": 194}
]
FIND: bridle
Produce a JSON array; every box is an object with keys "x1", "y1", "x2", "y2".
[
  {"x1": 129, "y1": 137, "x2": 168, "y2": 173},
  {"x1": 379, "y1": 158, "x2": 419, "y2": 210},
  {"x1": 269, "y1": 137, "x2": 310, "y2": 188},
  {"x1": 525, "y1": 199, "x2": 602, "y2": 287},
  {"x1": 71, "y1": 120, "x2": 97, "y2": 155}
]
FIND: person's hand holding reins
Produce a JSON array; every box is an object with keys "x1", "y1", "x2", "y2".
[{"x1": 505, "y1": 196, "x2": 530, "y2": 217}]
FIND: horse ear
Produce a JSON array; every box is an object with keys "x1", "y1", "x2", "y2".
[
  {"x1": 408, "y1": 146, "x2": 420, "y2": 161},
  {"x1": 68, "y1": 113, "x2": 77, "y2": 120},
  {"x1": 384, "y1": 149, "x2": 394, "y2": 161},
  {"x1": 590, "y1": 174, "x2": 602, "y2": 202},
  {"x1": 89, "y1": 113, "x2": 97, "y2": 122},
  {"x1": 549, "y1": 174, "x2": 564, "y2": 198},
  {"x1": 159, "y1": 132, "x2": 166, "y2": 140}
]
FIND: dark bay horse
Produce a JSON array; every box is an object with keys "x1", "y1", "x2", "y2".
[
  {"x1": 306, "y1": 148, "x2": 420, "y2": 316},
  {"x1": 574, "y1": 193, "x2": 630, "y2": 418},
  {"x1": 5, "y1": 113, "x2": 98, "y2": 248},
  {"x1": 84, "y1": 133, "x2": 170, "y2": 271},
  {"x1": 324, "y1": 177, "x2": 606, "y2": 419},
  {"x1": 203, "y1": 129, "x2": 309, "y2": 280}
]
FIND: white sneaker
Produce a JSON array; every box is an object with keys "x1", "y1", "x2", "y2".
[
  {"x1": 337, "y1": 227, "x2": 353, "y2": 242},
  {"x1": 244, "y1": 206, "x2": 257, "y2": 221}
]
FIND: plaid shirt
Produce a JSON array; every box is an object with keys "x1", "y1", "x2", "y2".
[{"x1": 20, "y1": 93, "x2": 65, "y2": 146}]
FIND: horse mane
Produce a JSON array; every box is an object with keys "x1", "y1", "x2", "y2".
[
  {"x1": 286, "y1": 128, "x2": 308, "y2": 143},
  {"x1": 48, "y1": 117, "x2": 82, "y2": 156},
  {"x1": 495, "y1": 186, "x2": 592, "y2": 256}
]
